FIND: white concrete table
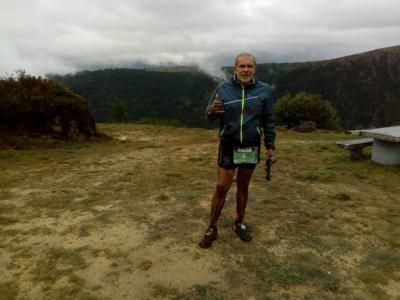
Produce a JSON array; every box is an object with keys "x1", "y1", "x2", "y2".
[{"x1": 359, "y1": 126, "x2": 400, "y2": 165}]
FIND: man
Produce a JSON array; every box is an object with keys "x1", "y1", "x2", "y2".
[{"x1": 199, "y1": 53, "x2": 276, "y2": 249}]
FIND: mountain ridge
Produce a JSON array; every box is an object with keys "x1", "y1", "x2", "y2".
[
  {"x1": 253, "y1": 45, "x2": 400, "y2": 129},
  {"x1": 49, "y1": 45, "x2": 400, "y2": 129}
]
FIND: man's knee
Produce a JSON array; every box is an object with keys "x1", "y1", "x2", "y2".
[
  {"x1": 216, "y1": 181, "x2": 230, "y2": 194},
  {"x1": 237, "y1": 178, "x2": 251, "y2": 190}
]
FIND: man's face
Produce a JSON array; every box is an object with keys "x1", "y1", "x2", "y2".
[{"x1": 234, "y1": 55, "x2": 256, "y2": 85}]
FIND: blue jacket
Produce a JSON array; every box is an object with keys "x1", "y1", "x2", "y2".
[{"x1": 207, "y1": 77, "x2": 276, "y2": 149}]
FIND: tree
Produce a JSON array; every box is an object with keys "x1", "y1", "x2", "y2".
[
  {"x1": 275, "y1": 92, "x2": 341, "y2": 130},
  {"x1": 110, "y1": 100, "x2": 129, "y2": 122}
]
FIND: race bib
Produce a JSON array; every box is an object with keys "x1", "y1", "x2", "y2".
[{"x1": 233, "y1": 147, "x2": 259, "y2": 164}]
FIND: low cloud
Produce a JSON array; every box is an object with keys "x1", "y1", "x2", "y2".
[{"x1": 1, "y1": 0, "x2": 399, "y2": 76}]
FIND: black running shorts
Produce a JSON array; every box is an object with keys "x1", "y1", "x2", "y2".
[{"x1": 218, "y1": 142, "x2": 260, "y2": 170}]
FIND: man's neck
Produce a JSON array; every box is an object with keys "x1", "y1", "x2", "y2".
[{"x1": 233, "y1": 75, "x2": 256, "y2": 86}]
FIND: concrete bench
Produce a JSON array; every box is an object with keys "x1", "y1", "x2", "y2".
[
  {"x1": 360, "y1": 126, "x2": 400, "y2": 165},
  {"x1": 336, "y1": 138, "x2": 373, "y2": 160}
]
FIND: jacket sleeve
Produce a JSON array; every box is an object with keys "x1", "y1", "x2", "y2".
[
  {"x1": 262, "y1": 87, "x2": 276, "y2": 149},
  {"x1": 205, "y1": 87, "x2": 219, "y2": 121}
]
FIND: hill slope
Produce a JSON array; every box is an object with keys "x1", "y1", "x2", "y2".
[
  {"x1": 254, "y1": 46, "x2": 400, "y2": 129},
  {"x1": 48, "y1": 69, "x2": 216, "y2": 127},
  {"x1": 49, "y1": 46, "x2": 400, "y2": 130}
]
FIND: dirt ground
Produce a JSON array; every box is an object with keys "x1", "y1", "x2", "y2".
[{"x1": 1, "y1": 123, "x2": 400, "y2": 299}]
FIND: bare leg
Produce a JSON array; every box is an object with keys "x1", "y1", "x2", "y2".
[
  {"x1": 210, "y1": 167, "x2": 235, "y2": 227},
  {"x1": 235, "y1": 166, "x2": 255, "y2": 223}
]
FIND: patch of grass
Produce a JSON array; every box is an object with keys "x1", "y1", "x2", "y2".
[
  {"x1": 0, "y1": 281, "x2": 19, "y2": 300},
  {"x1": 186, "y1": 156, "x2": 206, "y2": 162},
  {"x1": 26, "y1": 226, "x2": 56, "y2": 236},
  {"x1": 46, "y1": 287, "x2": 98, "y2": 300},
  {"x1": 354, "y1": 172, "x2": 368, "y2": 180},
  {"x1": 27, "y1": 196, "x2": 75, "y2": 211},
  {"x1": 179, "y1": 284, "x2": 225, "y2": 300},
  {"x1": 358, "y1": 248, "x2": 400, "y2": 292},
  {"x1": 255, "y1": 287, "x2": 274, "y2": 300},
  {"x1": 358, "y1": 269, "x2": 388, "y2": 284},
  {"x1": 297, "y1": 170, "x2": 335, "y2": 181},
  {"x1": 303, "y1": 233, "x2": 333, "y2": 251},
  {"x1": 304, "y1": 292, "x2": 332, "y2": 300},
  {"x1": 361, "y1": 249, "x2": 400, "y2": 273},
  {"x1": 138, "y1": 260, "x2": 153, "y2": 271},
  {"x1": 31, "y1": 247, "x2": 87, "y2": 284},
  {"x1": 0, "y1": 229, "x2": 20, "y2": 238},
  {"x1": 94, "y1": 212, "x2": 114, "y2": 224},
  {"x1": 165, "y1": 172, "x2": 183, "y2": 178},
  {"x1": 155, "y1": 194, "x2": 169, "y2": 202},
  {"x1": 270, "y1": 267, "x2": 305, "y2": 285},
  {"x1": 311, "y1": 143, "x2": 333, "y2": 152},
  {"x1": 331, "y1": 192, "x2": 351, "y2": 201},
  {"x1": 150, "y1": 283, "x2": 180, "y2": 299},
  {"x1": 287, "y1": 255, "x2": 339, "y2": 291},
  {"x1": 243, "y1": 251, "x2": 339, "y2": 292},
  {"x1": 28, "y1": 193, "x2": 104, "y2": 215},
  {"x1": 365, "y1": 285, "x2": 390, "y2": 299},
  {"x1": 225, "y1": 269, "x2": 244, "y2": 286},
  {"x1": 78, "y1": 224, "x2": 93, "y2": 237},
  {"x1": 0, "y1": 150, "x2": 38, "y2": 159},
  {"x1": 0, "y1": 215, "x2": 19, "y2": 225}
]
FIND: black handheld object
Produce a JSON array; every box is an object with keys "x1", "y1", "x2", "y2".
[{"x1": 265, "y1": 156, "x2": 272, "y2": 181}]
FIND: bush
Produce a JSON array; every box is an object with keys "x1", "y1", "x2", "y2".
[
  {"x1": 0, "y1": 70, "x2": 97, "y2": 139},
  {"x1": 275, "y1": 92, "x2": 341, "y2": 130}
]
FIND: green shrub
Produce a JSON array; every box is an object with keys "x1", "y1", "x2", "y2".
[
  {"x1": 275, "y1": 92, "x2": 341, "y2": 129},
  {"x1": 0, "y1": 71, "x2": 96, "y2": 139}
]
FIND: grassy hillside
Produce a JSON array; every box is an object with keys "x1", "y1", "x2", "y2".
[{"x1": 0, "y1": 124, "x2": 399, "y2": 299}]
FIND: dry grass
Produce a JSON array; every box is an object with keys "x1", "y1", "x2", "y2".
[{"x1": 0, "y1": 123, "x2": 399, "y2": 299}]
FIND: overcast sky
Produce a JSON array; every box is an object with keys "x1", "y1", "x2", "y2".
[{"x1": 1, "y1": 0, "x2": 399, "y2": 77}]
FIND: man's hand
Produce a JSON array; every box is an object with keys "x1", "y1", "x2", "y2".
[
  {"x1": 266, "y1": 148, "x2": 277, "y2": 164},
  {"x1": 209, "y1": 94, "x2": 224, "y2": 114},
  {"x1": 265, "y1": 148, "x2": 276, "y2": 181}
]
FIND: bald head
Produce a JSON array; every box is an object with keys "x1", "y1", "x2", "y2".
[
  {"x1": 234, "y1": 53, "x2": 256, "y2": 68},
  {"x1": 234, "y1": 53, "x2": 256, "y2": 85}
]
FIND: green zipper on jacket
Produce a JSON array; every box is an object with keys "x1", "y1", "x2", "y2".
[
  {"x1": 220, "y1": 125, "x2": 226, "y2": 136},
  {"x1": 240, "y1": 85, "x2": 245, "y2": 143}
]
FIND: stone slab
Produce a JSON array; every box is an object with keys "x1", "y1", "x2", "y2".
[{"x1": 359, "y1": 126, "x2": 400, "y2": 142}]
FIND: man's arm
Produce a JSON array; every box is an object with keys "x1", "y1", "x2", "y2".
[{"x1": 262, "y1": 87, "x2": 276, "y2": 153}]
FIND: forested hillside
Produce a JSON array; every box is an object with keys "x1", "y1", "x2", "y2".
[
  {"x1": 49, "y1": 46, "x2": 400, "y2": 130},
  {"x1": 253, "y1": 46, "x2": 400, "y2": 129},
  {"x1": 48, "y1": 69, "x2": 217, "y2": 127}
]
